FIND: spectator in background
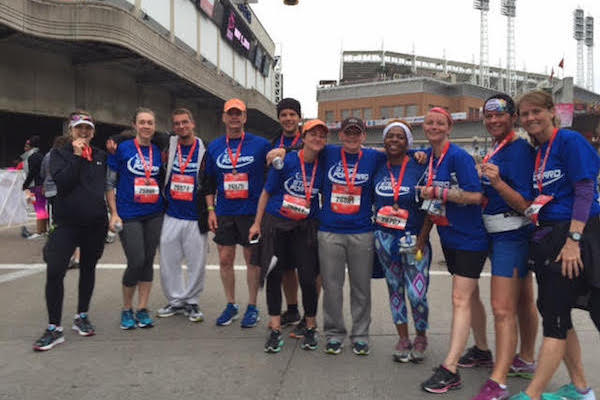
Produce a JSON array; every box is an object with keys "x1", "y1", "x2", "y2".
[{"x1": 22, "y1": 135, "x2": 47, "y2": 239}]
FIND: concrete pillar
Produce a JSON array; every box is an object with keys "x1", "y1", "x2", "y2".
[{"x1": 169, "y1": 0, "x2": 175, "y2": 42}]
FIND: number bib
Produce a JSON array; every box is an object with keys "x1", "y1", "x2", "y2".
[
  {"x1": 331, "y1": 184, "x2": 361, "y2": 214},
  {"x1": 134, "y1": 177, "x2": 160, "y2": 204},
  {"x1": 280, "y1": 194, "x2": 310, "y2": 220},
  {"x1": 524, "y1": 194, "x2": 554, "y2": 225},
  {"x1": 170, "y1": 174, "x2": 194, "y2": 201},
  {"x1": 376, "y1": 206, "x2": 409, "y2": 230},
  {"x1": 223, "y1": 172, "x2": 249, "y2": 199},
  {"x1": 421, "y1": 199, "x2": 450, "y2": 226}
]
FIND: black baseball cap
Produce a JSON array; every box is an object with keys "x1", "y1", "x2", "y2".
[{"x1": 341, "y1": 117, "x2": 366, "y2": 132}]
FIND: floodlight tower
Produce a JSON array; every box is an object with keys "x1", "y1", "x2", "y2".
[
  {"x1": 474, "y1": 0, "x2": 490, "y2": 88},
  {"x1": 501, "y1": 0, "x2": 517, "y2": 95},
  {"x1": 585, "y1": 15, "x2": 594, "y2": 91},
  {"x1": 574, "y1": 9, "x2": 585, "y2": 86}
]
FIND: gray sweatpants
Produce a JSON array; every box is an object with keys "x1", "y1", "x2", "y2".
[
  {"x1": 159, "y1": 214, "x2": 208, "y2": 307},
  {"x1": 318, "y1": 231, "x2": 374, "y2": 344}
]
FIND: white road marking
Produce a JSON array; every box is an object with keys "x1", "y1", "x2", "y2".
[{"x1": 0, "y1": 267, "x2": 45, "y2": 284}]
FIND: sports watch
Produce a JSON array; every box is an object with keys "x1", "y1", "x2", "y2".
[{"x1": 567, "y1": 231, "x2": 583, "y2": 242}]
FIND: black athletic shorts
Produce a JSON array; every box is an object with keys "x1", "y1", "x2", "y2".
[
  {"x1": 441, "y1": 247, "x2": 488, "y2": 279},
  {"x1": 213, "y1": 215, "x2": 255, "y2": 247}
]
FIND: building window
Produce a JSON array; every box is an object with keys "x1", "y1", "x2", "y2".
[
  {"x1": 393, "y1": 105, "x2": 404, "y2": 118},
  {"x1": 406, "y1": 104, "x2": 417, "y2": 117},
  {"x1": 341, "y1": 109, "x2": 350, "y2": 120},
  {"x1": 352, "y1": 109, "x2": 362, "y2": 118},
  {"x1": 363, "y1": 108, "x2": 372, "y2": 120},
  {"x1": 325, "y1": 111, "x2": 334, "y2": 123},
  {"x1": 380, "y1": 106, "x2": 392, "y2": 119}
]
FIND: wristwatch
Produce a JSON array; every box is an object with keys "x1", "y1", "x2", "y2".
[{"x1": 567, "y1": 231, "x2": 583, "y2": 242}]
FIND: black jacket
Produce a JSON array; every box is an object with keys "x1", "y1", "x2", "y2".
[
  {"x1": 22, "y1": 150, "x2": 44, "y2": 189},
  {"x1": 50, "y1": 144, "x2": 108, "y2": 226}
]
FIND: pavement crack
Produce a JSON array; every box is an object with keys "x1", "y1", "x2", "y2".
[{"x1": 271, "y1": 340, "x2": 298, "y2": 400}]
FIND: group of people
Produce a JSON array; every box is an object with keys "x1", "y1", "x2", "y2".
[{"x1": 30, "y1": 90, "x2": 600, "y2": 400}]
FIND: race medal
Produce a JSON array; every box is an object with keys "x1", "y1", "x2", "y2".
[
  {"x1": 331, "y1": 184, "x2": 361, "y2": 214},
  {"x1": 524, "y1": 194, "x2": 554, "y2": 225},
  {"x1": 280, "y1": 194, "x2": 310, "y2": 220},
  {"x1": 232, "y1": 168, "x2": 237, "y2": 175},
  {"x1": 421, "y1": 198, "x2": 450, "y2": 226},
  {"x1": 134, "y1": 177, "x2": 160, "y2": 203},
  {"x1": 223, "y1": 172, "x2": 249, "y2": 199},
  {"x1": 170, "y1": 174, "x2": 194, "y2": 201},
  {"x1": 376, "y1": 206, "x2": 409, "y2": 230},
  {"x1": 393, "y1": 203, "x2": 399, "y2": 210}
]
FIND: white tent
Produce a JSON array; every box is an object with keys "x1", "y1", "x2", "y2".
[{"x1": 0, "y1": 169, "x2": 28, "y2": 227}]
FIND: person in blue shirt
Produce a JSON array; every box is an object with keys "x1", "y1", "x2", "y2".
[
  {"x1": 419, "y1": 108, "x2": 489, "y2": 394},
  {"x1": 205, "y1": 98, "x2": 271, "y2": 328},
  {"x1": 509, "y1": 91, "x2": 600, "y2": 400},
  {"x1": 269, "y1": 98, "x2": 304, "y2": 332},
  {"x1": 468, "y1": 94, "x2": 539, "y2": 400},
  {"x1": 249, "y1": 119, "x2": 328, "y2": 353},
  {"x1": 372, "y1": 119, "x2": 432, "y2": 363},
  {"x1": 317, "y1": 117, "x2": 386, "y2": 356},
  {"x1": 107, "y1": 107, "x2": 164, "y2": 330},
  {"x1": 155, "y1": 108, "x2": 208, "y2": 323}
]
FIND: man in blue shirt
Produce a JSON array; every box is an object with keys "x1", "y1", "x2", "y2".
[{"x1": 205, "y1": 99, "x2": 271, "y2": 328}]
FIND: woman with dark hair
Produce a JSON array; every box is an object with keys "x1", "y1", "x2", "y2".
[
  {"x1": 509, "y1": 91, "x2": 599, "y2": 400},
  {"x1": 107, "y1": 107, "x2": 164, "y2": 330},
  {"x1": 33, "y1": 111, "x2": 108, "y2": 351},
  {"x1": 372, "y1": 119, "x2": 432, "y2": 363}
]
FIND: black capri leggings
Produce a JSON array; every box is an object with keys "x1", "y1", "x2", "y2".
[
  {"x1": 265, "y1": 216, "x2": 319, "y2": 318},
  {"x1": 119, "y1": 214, "x2": 163, "y2": 287},
  {"x1": 43, "y1": 222, "x2": 107, "y2": 325}
]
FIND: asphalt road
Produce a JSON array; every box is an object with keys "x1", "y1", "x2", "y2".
[{"x1": 0, "y1": 222, "x2": 598, "y2": 400}]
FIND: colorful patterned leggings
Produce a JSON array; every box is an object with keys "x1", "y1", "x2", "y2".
[{"x1": 374, "y1": 229, "x2": 431, "y2": 331}]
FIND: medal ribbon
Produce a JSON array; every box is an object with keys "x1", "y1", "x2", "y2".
[
  {"x1": 298, "y1": 150, "x2": 318, "y2": 204},
  {"x1": 340, "y1": 148, "x2": 363, "y2": 191},
  {"x1": 482, "y1": 131, "x2": 515, "y2": 164},
  {"x1": 279, "y1": 131, "x2": 301, "y2": 148},
  {"x1": 387, "y1": 156, "x2": 410, "y2": 204},
  {"x1": 177, "y1": 138, "x2": 198, "y2": 174},
  {"x1": 426, "y1": 141, "x2": 451, "y2": 187},
  {"x1": 534, "y1": 128, "x2": 559, "y2": 194},
  {"x1": 134, "y1": 138, "x2": 153, "y2": 179},
  {"x1": 226, "y1": 132, "x2": 245, "y2": 171}
]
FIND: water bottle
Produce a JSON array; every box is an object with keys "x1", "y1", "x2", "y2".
[
  {"x1": 272, "y1": 156, "x2": 284, "y2": 170},
  {"x1": 113, "y1": 221, "x2": 123, "y2": 233},
  {"x1": 399, "y1": 231, "x2": 416, "y2": 266}
]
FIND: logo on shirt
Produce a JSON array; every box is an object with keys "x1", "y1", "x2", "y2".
[
  {"x1": 327, "y1": 162, "x2": 370, "y2": 185},
  {"x1": 216, "y1": 152, "x2": 254, "y2": 170},
  {"x1": 127, "y1": 154, "x2": 160, "y2": 176},
  {"x1": 173, "y1": 160, "x2": 200, "y2": 174},
  {"x1": 283, "y1": 173, "x2": 319, "y2": 198},
  {"x1": 532, "y1": 169, "x2": 563, "y2": 187},
  {"x1": 374, "y1": 179, "x2": 411, "y2": 197}
]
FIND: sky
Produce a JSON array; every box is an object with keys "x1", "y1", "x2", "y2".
[{"x1": 251, "y1": 0, "x2": 600, "y2": 118}]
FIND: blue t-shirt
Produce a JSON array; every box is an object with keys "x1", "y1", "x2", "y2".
[
  {"x1": 271, "y1": 133, "x2": 303, "y2": 150},
  {"x1": 206, "y1": 132, "x2": 270, "y2": 216},
  {"x1": 373, "y1": 158, "x2": 427, "y2": 235},
  {"x1": 166, "y1": 139, "x2": 202, "y2": 221},
  {"x1": 533, "y1": 129, "x2": 600, "y2": 222},
  {"x1": 421, "y1": 143, "x2": 488, "y2": 251},
  {"x1": 107, "y1": 139, "x2": 164, "y2": 221},
  {"x1": 264, "y1": 151, "x2": 323, "y2": 220},
  {"x1": 482, "y1": 138, "x2": 535, "y2": 241},
  {"x1": 318, "y1": 145, "x2": 386, "y2": 234}
]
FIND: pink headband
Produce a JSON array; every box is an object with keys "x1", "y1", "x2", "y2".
[{"x1": 429, "y1": 107, "x2": 453, "y2": 126}]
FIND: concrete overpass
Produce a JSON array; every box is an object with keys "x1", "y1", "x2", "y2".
[{"x1": 0, "y1": 0, "x2": 280, "y2": 166}]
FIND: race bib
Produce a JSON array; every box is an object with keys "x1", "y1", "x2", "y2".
[
  {"x1": 524, "y1": 194, "x2": 554, "y2": 225},
  {"x1": 280, "y1": 194, "x2": 310, "y2": 220},
  {"x1": 134, "y1": 177, "x2": 160, "y2": 204},
  {"x1": 421, "y1": 199, "x2": 450, "y2": 226},
  {"x1": 170, "y1": 174, "x2": 194, "y2": 201},
  {"x1": 331, "y1": 184, "x2": 361, "y2": 214},
  {"x1": 224, "y1": 172, "x2": 249, "y2": 199},
  {"x1": 376, "y1": 206, "x2": 409, "y2": 230}
]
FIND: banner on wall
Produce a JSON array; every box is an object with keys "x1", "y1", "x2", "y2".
[{"x1": 555, "y1": 103, "x2": 574, "y2": 128}]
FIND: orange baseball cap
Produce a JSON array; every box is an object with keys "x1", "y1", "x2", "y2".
[
  {"x1": 224, "y1": 98, "x2": 246, "y2": 112},
  {"x1": 302, "y1": 119, "x2": 329, "y2": 134}
]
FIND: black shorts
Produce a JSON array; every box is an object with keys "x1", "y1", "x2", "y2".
[
  {"x1": 213, "y1": 215, "x2": 255, "y2": 247},
  {"x1": 442, "y1": 247, "x2": 487, "y2": 279}
]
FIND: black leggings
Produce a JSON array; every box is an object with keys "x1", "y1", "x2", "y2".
[
  {"x1": 266, "y1": 222, "x2": 319, "y2": 318},
  {"x1": 43, "y1": 222, "x2": 107, "y2": 325},
  {"x1": 590, "y1": 288, "x2": 600, "y2": 332},
  {"x1": 119, "y1": 214, "x2": 163, "y2": 287}
]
